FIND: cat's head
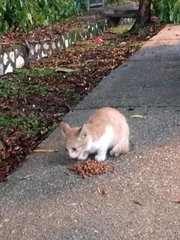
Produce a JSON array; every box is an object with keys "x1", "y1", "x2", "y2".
[{"x1": 60, "y1": 122, "x2": 89, "y2": 159}]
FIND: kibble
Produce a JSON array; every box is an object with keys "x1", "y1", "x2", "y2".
[{"x1": 67, "y1": 159, "x2": 114, "y2": 178}]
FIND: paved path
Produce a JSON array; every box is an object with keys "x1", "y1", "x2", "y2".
[{"x1": 0, "y1": 25, "x2": 180, "y2": 240}]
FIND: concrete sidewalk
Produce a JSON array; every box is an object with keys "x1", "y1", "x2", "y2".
[{"x1": 0, "y1": 25, "x2": 180, "y2": 240}]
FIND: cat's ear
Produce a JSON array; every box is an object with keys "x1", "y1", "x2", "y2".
[
  {"x1": 60, "y1": 122, "x2": 70, "y2": 137},
  {"x1": 78, "y1": 124, "x2": 88, "y2": 139}
]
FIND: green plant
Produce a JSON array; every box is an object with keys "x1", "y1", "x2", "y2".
[
  {"x1": 154, "y1": 0, "x2": 180, "y2": 23},
  {"x1": 0, "y1": 111, "x2": 58, "y2": 137},
  {"x1": 0, "y1": 112, "x2": 37, "y2": 135},
  {"x1": 67, "y1": 88, "x2": 82, "y2": 101},
  {"x1": 0, "y1": 68, "x2": 55, "y2": 100},
  {"x1": 14, "y1": 68, "x2": 56, "y2": 79},
  {"x1": 0, "y1": 0, "x2": 79, "y2": 34},
  {"x1": 106, "y1": 0, "x2": 124, "y2": 4},
  {"x1": 174, "y1": 0, "x2": 180, "y2": 22},
  {"x1": 0, "y1": 79, "x2": 15, "y2": 98}
]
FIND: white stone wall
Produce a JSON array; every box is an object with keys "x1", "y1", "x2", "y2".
[
  {"x1": 0, "y1": 19, "x2": 109, "y2": 76},
  {"x1": 0, "y1": 17, "x2": 135, "y2": 76}
]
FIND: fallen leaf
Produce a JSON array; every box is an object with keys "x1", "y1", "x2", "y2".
[
  {"x1": 33, "y1": 149, "x2": 58, "y2": 153},
  {"x1": 16, "y1": 174, "x2": 33, "y2": 180},
  {"x1": 55, "y1": 67, "x2": 78, "y2": 73},
  {"x1": 95, "y1": 37, "x2": 103, "y2": 44},
  {"x1": 130, "y1": 114, "x2": 146, "y2": 119},
  {"x1": 132, "y1": 200, "x2": 143, "y2": 206},
  {"x1": 120, "y1": 41, "x2": 126, "y2": 46},
  {"x1": 101, "y1": 188, "x2": 107, "y2": 196}
]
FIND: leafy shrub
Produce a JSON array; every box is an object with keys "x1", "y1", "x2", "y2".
[
  {"x1": 106, "y1": 0, "x2": 124, "y2": 4},
  {"x1": 154, "y1": 0, "x2": 180, "y2": 23},
  {"x1": 0, "y1": 0, "x2": 78, "y2": 34},
  {"x1": 174, "y1": 0, "x2": 180, "y2": 22}
]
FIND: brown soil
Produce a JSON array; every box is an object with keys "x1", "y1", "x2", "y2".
[{"x1": 0, "y1": 15, "x2": 103, "y2": 50}]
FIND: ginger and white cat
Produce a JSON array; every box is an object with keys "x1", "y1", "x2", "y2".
[{"x1": 60, "y1": 107, "x2": 129, "y2": 162}]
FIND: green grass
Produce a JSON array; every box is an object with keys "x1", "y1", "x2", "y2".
[
  {"x1": 110, "y1": 24, "x2": 133, "y2": 35},
  {"x1": 0, "y1": 112, "x2": 58, "y2": 137},
  {"x1": 0, "y1": 112, "x2": 39, "y2": 136},
  {"x1": 0, "y1": 68, "x2": 56, "y2": 100},
  {"x1": 14, "y1": 68, "x2": 56, "y2": 78},
  {"x1": 0, "y1": 68, "x2": 58, "y2": 137},
  {"x1": 66, "y1": 88, "x2": 82, "y2": 101}
]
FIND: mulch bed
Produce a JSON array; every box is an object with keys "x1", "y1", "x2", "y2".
[
  {"x1": 0, "y1": 22, "x2": 164, "y2": 182},
  {"x1": 0, "y1": 15, "x2": 103, "y2": 50}
]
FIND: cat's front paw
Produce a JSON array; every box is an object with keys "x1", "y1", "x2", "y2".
[
  {"x1": 78, "y1": 152, "x2": 88, "y2": 161},
  {"x1": 95, "y1": 154, "x2": 106, "y2": 162},
  {"x1": 109, "y1": 150, "x2": 120, "y2": 157}
]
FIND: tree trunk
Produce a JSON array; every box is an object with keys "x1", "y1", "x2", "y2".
[{"x1": 134, "y1": 0, "x2": 152, "y2": 26}]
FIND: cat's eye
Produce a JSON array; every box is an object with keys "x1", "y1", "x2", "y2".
[
  {"x1": 65, "y1": 147, "x2": 68, "y2": 152},
  {"x1": 72, "y1": 147, "x2": 77, "y2": 152}
]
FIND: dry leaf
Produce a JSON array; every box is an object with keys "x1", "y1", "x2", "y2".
[
  {"x1": 130, "y1": 114, "x2": 146, "y2": 119},
  {"x1": 55, "y1": 67, "x2": 78, "y2": 73},
  {"x1": 132, "y1": 200, "x2": 143, "y2": 206},
  {"x1": 33, "y1": 149, "x2": 58, "y2": 153},
  {"x1": 101, "y1": 188, "x2": 107, "y2": 196},
  {"x1": 16, "y1": 174, "x2": 33, "y2": 180}
]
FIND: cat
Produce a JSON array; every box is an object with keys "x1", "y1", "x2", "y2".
[{"x1": 60, "y1": 107, "x2": 130, "y2": 162}]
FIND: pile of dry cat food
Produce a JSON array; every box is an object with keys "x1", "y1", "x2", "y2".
[{"x1": 67, "y1": 159, "x2": 114, "y2": 178}]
